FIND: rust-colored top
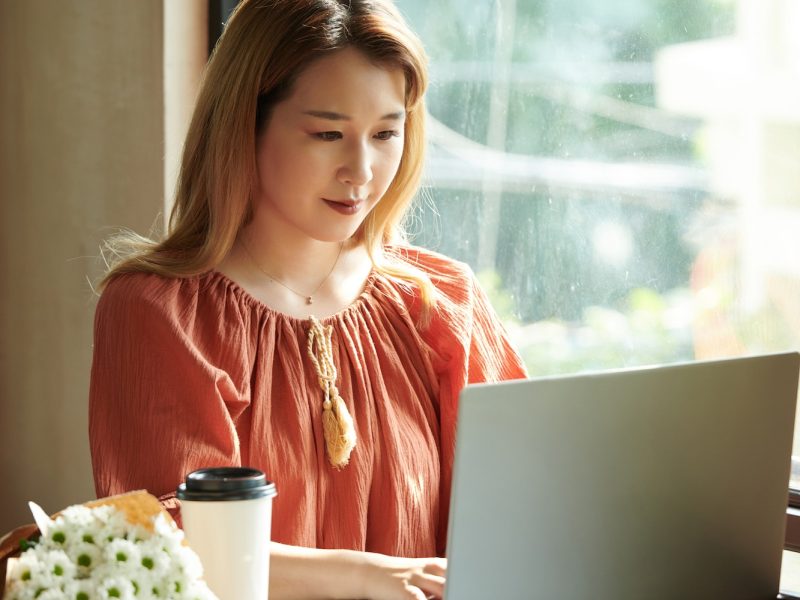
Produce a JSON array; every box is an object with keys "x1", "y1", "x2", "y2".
[{"x1": 89, "y1": 245, "x2": 527, "y2": 557}]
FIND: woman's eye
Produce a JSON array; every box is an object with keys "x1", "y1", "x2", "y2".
[
  {"x1": 312, "y1": 130, "x2": 399, "y2": 142},
  {"x1": 374, "y1": 130, "x2": 400, "y2": 141},
  {"x1": 314, "y1": 131, "x2": 342, "y2": 141}
]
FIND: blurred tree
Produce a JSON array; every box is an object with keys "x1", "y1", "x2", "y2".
[{"x1": 397, "y1": 0, "x2": 735, "y2": 372}]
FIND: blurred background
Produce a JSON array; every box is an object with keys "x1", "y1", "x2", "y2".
[{"x1": 1, "y1": 0, "x2": 798, "y2": 569}]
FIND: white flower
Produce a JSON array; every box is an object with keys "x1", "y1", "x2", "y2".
[
  {"x1": 33, "y1": 588, "x2": 67, "y2": 600},
  {"x1": 66, "y1": 541, "x2": 103, "y2": 576},
  {"x1": 63, "y1": 579, "x2": 94, "y2": 600},
  {"x1": 130, "y1": 584, "x2": 159, "y2": 600},
  {"x1": 53, "y1": 505, "x2": 106, "y2": 554},
  {"x1": 137, "y1": 539, "x2": 171, "y2": 579},
  {"x1": 97, "y1": 575, "x2": 136, "y2": 600},
  {"x1": 6, "y1": 549, "x2": 60, "y2": 597},
  {"x1": 103, "y1": 538, "x2": 141, "y2": 568},
  {"x1": 4, "y1": 585, "x2": 38, "y2": 600},
  {"x1": 9, "y1": 549, "x2": 46, "y2": 582},
  {"x1": 163, "y1": 573, "x2": 191, "y2": 599},
  {"x1": 154, "y1": 531, "x2": 184, "y2": 558},
  {"x1": 41, "y1": 523, "x2": 71, "y2": 550},
  {"x1": 146, "y1": 579, "x2": 167, "y2": 600},
  {"x1": 94, "y1": 509, "x2": 129, "y2": 544},
  {"x1": 129, "y1": 570, "x2": 159, "y2": 599},
  {"x1": 152, "y1": 513, "x2": 179, "y2": 538},
  {"x1": 40, "y1": 548, "x2": 77, "y2": 581},
  {"x1": 60, "y1": 505, "x2": 95, "y2": 529},
  {"x1": 174, "y1": 545, "x2": 204, "y2": 580},
  {"x1": 16, "y1": 569, "x2": 59, "y2": 599}
]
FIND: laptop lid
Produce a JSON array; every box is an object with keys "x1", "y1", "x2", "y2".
[{"x1": 445, "y1": 352, "x2": 800, "y2": 600}]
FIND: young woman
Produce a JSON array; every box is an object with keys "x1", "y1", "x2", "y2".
[{"x1": 89, "y1": 1, "x2": 527, "y2": 598}]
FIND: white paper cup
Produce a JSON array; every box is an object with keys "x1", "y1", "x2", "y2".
[{"x1": 177, "y1": 467, "x2": 277, "y2": 600}]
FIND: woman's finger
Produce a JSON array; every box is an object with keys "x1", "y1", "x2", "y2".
[
  {"x1": 405, "y1": 584, "x2": 429, "y2": 600},
  {"x1": 422, "y1": 558, "x2": 447, "y2": 577},
  {"x1": 410, "y1": 572, "x2": 446, "y2": 598}
]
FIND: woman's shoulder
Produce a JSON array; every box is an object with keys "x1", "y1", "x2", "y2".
[
  {"x1": 95, "y1": 270, "x2": 258, "y2": 362},
  {"x1": 100, "y1": 270, "x2": 196, "y2": 308},
  {"x1": 96, "y1": 270, "x2": 232, "y2": 326},
  {"x1": 383, "y1": 243, "x2": 473, "y2": 283},
  {"x1": 379, "y1": 243, "x2": 482, "y2": 327}
]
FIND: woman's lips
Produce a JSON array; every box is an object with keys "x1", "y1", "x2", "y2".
[{"x1": 323, "y1": 198, "x2": 364, "y2": 215}]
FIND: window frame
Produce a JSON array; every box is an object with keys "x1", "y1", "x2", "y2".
[{"x1": 787, "y1": 492, "x2": 800, "y2": 551}]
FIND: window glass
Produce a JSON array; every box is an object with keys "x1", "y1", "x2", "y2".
[{"x1": 398, "y1": 0, "x2": 800, "y2": 486}]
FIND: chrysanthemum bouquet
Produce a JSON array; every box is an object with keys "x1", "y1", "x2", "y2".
[{"x1": 2, "y1": 493, "x2": 217, "y2": 600}]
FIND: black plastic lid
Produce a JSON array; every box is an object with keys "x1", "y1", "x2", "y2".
[{"x1": 176, "y1": 467, "x2": 277, "y2": 502}]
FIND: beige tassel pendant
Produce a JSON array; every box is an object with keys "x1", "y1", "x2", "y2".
[{"x1": 307, "y1": 316, "x2": 357, "y2": 468}]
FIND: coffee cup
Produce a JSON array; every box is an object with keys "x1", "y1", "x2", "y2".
[{"x1": 177, "y1": 467, "x2": 277, "y2": 600}]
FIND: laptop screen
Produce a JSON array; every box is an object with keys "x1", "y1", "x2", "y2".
[{"x1": 445, "y1": 352, "x2": 800, "y2": 600}]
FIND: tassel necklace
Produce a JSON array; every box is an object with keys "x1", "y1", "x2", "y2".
[
  {"x1": 239, "y1": 235, "x2": 357, "y2": 468},
  {"x1": 307, "y1": 315, "x2": 357, "y2": 468}
]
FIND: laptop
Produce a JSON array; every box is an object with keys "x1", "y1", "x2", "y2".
[{"x1": 444, "y1": 352, "x2": 800, "y2": 600}]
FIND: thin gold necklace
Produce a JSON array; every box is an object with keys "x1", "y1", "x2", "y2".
[{"x1": 240, "y1": 236, "x2": 344, "y2": 305}]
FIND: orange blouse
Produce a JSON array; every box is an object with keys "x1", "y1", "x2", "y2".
[{"x1": 89, "y1": 245, "x2": 527, "y2": 557}]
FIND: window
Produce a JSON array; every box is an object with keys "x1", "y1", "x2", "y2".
[{"x1": 398, "y1": 0, "x2": 800, "y2": 477}]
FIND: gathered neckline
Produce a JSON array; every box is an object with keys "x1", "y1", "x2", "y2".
[{"x1": 206, "y1": 268, "x2": 382, "y2": 325}]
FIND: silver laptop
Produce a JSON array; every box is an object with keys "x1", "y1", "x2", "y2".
[{"x1": 445, "y1": 352, "x2": 800, "y2": 600}]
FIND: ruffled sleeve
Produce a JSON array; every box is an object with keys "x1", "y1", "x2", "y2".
[
  {"x1": 387, "y1": 247, "x2": 528, "y2": 553},
  {"x1": 88, "y1": 273, "x2": 251, "y2": 524}
]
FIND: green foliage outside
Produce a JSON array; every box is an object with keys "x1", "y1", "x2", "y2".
[{"x1": 398, "y1": 0, "x2": 739, "y2": 375}]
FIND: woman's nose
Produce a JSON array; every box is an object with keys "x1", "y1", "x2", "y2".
[{"x1": 337, "y1": 142, "x2": 372, "y2": 186}]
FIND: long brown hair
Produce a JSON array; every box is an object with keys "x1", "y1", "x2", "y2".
[{"x1": 100, "y1": 0, "x2": 436, "y2": 307}]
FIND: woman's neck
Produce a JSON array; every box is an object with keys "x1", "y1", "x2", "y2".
[
  {"x1": 213, "y1": 217, "x2": 375, "y2": 319},
  {"x1": 238, "y1": 218, "x2": 348, "y2": 284}
]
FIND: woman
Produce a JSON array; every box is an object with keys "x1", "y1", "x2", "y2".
[{"x1": 89, "y1": 0, "x2": 527, "y2": 598}]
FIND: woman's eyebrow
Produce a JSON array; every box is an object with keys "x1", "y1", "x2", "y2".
[{"x1": 301, "y1": 110, "x2": 405, "y2": 121}]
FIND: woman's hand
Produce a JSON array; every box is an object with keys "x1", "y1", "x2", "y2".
[
  {"x1": 357, "y1": 552, "x2": 447, "y2": 600},
  {"x1": 269, "y1": 542, "x2": 447, "y2": 600}
]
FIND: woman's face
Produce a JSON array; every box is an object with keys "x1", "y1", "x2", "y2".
[{"x1": 252, "y1": 46, "x2": 407, "y2": 244}]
